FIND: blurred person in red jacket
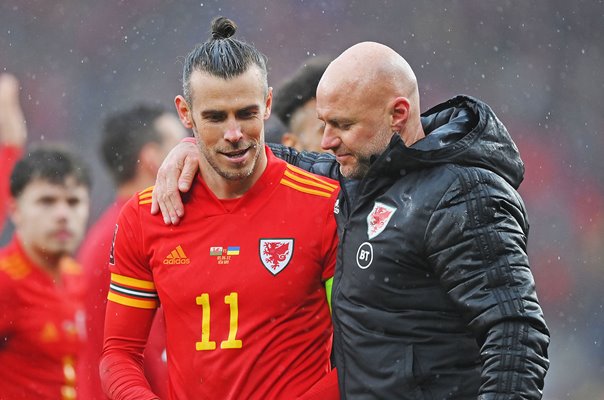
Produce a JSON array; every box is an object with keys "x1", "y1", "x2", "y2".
[
  {"x1": 0, "y1": 146, "x2": 90, "y2": 398},
  {"x1": 76, "y1": 104, "x2": 187, "y2": 399},
  {"x1": 0, "y1": 73, "x2": 27, "y2": 230}
]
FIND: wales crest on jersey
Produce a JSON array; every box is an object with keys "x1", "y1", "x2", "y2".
[{"x1": 259, "y1": 239, "x2": 294, "y2": 276}]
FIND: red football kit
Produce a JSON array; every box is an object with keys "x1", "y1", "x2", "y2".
[
  {"x1": 0, "y1": 237, "x2": 86, "y2": 399},
  {"x1": 77, "y1": 199, "x2": 169, "y2": 400},
  {"x1": 101, "y1": 148, "x2": 339, "y2": 400}
]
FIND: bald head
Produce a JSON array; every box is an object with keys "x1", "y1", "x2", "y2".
[
  {"x1": 321, "y1": 42, "x2": 417, "y2": 97},
  {"x1": 317, "y1": 42, "x2": 424, "y2": 146}
]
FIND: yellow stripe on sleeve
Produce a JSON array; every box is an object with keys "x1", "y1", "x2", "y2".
[
  {"x1": 280, "y1": 179, "x2": 332, "y2": 197},
  {"x1": 139, "y1": 192, "x2": 153, "y2": 200},
  {"x1": 108, "y1": 292, "x2": 158, "y2": 309},
  {"x1": 139, "y1": 186, "x2": 154, "y2": 195},
  {"x1": 283, "y1": 170, "x2": 336, "y2": 192},
  {"x1": 285, "y1": 165, "x2": 338, "y2": 189},
  {"x1": 110, "y1": 273, "x2": 156, "y2": 290}
]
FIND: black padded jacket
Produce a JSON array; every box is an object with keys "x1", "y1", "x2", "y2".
[{"x1": 270, "y1": 95, "x2": 550, "y2": 399}]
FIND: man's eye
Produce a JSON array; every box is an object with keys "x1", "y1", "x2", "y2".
[{"x1": 238, "y1": 111, "x2": 257, "y2": 119}]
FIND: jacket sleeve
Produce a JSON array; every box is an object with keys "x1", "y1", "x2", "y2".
[
  {"x1": 267, "y1": 143, "x2": 341, "y2": 180},
  {"x1": 425, "y1": 166, "x2": 550, "y2": 399}
]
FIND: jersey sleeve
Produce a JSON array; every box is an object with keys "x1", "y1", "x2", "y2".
[
  {"x1": 319, "y1": 188, "x2": 339, "y2": 282},
  {"x1": 107, "y1": 198, "x2": 158, "y2": 310},
  {"x1": 100, "y1": 197, "x2": 159, "y2": 400}
]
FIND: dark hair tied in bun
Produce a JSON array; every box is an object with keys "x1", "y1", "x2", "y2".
[{"x1": 211, "y1": 16, "x2": 237, "y2": 40}]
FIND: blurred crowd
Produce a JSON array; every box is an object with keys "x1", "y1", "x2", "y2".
[{"x1": 1, "y1": 1, "x2": 602, "y2": 398}]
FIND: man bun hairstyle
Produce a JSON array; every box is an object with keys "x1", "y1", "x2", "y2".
[
  {"x1": 211, "y1": 16, "x2": 237, "y2": 40},
  {"x1": 10, "y1": 145, "x2": 91, "y2": 198},
  {"x1": 182, "y1": 16, "x2": 269, "y2": 103}
]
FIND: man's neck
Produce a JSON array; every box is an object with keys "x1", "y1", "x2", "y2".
[{"x1": 18, "y1": 239, "x2": 63, "y2": 281}]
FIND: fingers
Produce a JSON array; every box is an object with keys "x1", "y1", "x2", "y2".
[
  {"x1": 150, "y1": 140, "x2": 200, "y2": 225},
  {"x1": 178, "y1": 155, "x2": 197, "y2": 192},
  {"x1": 151, "y1": 160, "x2": 182, "y2": 225}
]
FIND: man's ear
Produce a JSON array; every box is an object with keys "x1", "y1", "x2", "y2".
[
  {"x1": 175, "y1": 95, "x2": 194, "y2": 129},
  {"x1": 281, "y1": 132, "x2": 299, "y2": 149},
  {"x1": 264, "y1": 87, "x2": 273, "y2": 120},
  {"x1": 391, "y1": 96, "x2": 410, "y2": 133}
]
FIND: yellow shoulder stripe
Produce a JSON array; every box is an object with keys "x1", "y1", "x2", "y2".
[
  {"x1": 283, "y1": 169, "x2": 336, "y2": 193},
  {"x1": 285, "y1": 165, "x2": 338, "y2": 189},
  {"x1": 280, "y1": 178, "x2": 332, "y2": 197},
  {"x1": 110, "y1": 273, "x2": 156, "y2": 290},
  {"x1": 139, "y1": 186, "x2": 154, "y2": 196}
]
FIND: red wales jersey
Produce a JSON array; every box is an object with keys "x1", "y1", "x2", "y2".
[
  {"x1": 0, "y1": 237, "x2": 86, "y2": 399},
  {"x1": 103, "y1": 148, "x2": 339, "y2": 400}
]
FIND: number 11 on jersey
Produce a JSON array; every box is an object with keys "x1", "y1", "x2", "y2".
[{"x1": 195, "y1": 292, "x2": 243, "y2": 351}]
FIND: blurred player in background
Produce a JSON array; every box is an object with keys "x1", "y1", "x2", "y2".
[
  {"x1": 272, "y1": 57, "x2": 330, "y2": 153},
  {"x1": 0, "y1": 146, "x2": 90, "y2": 399},
  {"x1": 77, "y1": 104, "x2": 187, "y2": 399}
]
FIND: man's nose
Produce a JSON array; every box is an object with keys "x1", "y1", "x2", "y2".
[
  {"x1": 224, "y1": 120, "x2": 243, "y2": 143},
  {"x1": 321, "y1": 125, "x2": 339, "y2": 150}
]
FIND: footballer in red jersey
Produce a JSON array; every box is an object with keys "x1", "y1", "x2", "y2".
[
  {"x1": 100, "y1": 17, "x2": 339, "y2": 400},
  {"x1": 0, "y1": 147, "x2": 90, "y2": 399},
  {"x1": 105, "y1": 151, "x2": 338, "y2": 400}
]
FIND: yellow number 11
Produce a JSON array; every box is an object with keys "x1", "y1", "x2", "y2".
[{"x1": 195, "y1": 292, "x2": 243, "y2": 351}]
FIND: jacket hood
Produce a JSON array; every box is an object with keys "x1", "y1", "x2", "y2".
[{"x1": 374, "y1": 95, "x2": 524, "y2": 188}]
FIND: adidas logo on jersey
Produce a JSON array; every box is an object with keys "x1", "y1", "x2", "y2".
[{"x1": 163, "y1": 245, "x2": 191, "y2": 265}]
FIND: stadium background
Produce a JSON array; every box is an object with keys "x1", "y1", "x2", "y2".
[{"x1": 1, "y1": 1, "x2": 602, "y2": 398}]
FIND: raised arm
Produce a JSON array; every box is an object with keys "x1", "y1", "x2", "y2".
[{"x1": 0, "y1": 74, "x2": 27, "y2": 228}]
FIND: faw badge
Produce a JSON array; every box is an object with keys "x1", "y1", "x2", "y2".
[
  {"x1": 259, "y1": 239, "x2": 294, "y2": 276},
  {"x1": 367, "y1": 202, "x2": 396, "y2": 240}
]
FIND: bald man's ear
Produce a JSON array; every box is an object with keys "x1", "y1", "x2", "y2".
[{"x1": 391, "y1": 97, "x2": 410, "y2": 133}]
